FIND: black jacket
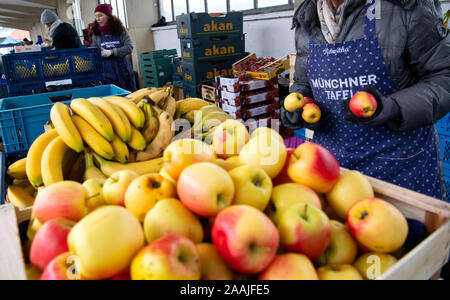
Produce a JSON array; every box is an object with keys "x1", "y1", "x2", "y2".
[{"x1": 52, "y1": 23, "x2": 82, "y2": 50}]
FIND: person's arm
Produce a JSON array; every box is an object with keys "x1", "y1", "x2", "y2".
[
  {"x1": 387, "y1": 1, "x2": 450, "y2": 131},
  {"x1": 113, "y1": 30, "x2": 134, "y2": 58}
]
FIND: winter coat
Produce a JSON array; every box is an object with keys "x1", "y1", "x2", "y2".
[
  {"x1": 291, "y1": 0, "x2": 450, "y2": 131},
  {"x1": 51, "y1": 22, "x2": 82, "y2": 50}
]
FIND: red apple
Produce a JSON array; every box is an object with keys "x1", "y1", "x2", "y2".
[
  {"x1": 288, "y1": 143, "x2": 340, "y2": 194},
  {"x1": 304, "y1": 97, "x2": 314, "y2": 105},
  {"x1": 349, "y1": 92, "x2": 378, "y2": 118},
  {"x1": 302, "y1": 104, "x2": 322, "y2": 124},
  {"x1": 259, "y1": 253, "x2": 319, "y2": 280},
  {"x1": 278, "y1": 202, "x2": 332, "y2": 260},
  {"x1": 272, "y1": 148, "x2": 295, "y2": 186},
  {"x1": 41, "y1": 252, "x2": 82, "y2": 280},
  {"x1": 212, "y1": 205, "x2": 279, "y2": 274},
  {"x1": 110, "y1": 270, "x2": 132, "y2": 280},
  {"x1": 30, "y1": 219, "x2": 76, "y2": 270}
]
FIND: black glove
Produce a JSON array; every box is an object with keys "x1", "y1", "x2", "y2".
[
  {"x1": 281, "y1": 103, "x2": 322, "y2": 131},
  {"x1": 343, "y1": 86, "x2": 400, "y2": 127}
]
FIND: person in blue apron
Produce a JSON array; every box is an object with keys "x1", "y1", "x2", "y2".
[
  {"x1": 283, "y1": 0, "x2": 450, "y2": 201},
  {"x1": 90, "y1": 4, "x2": 136, "y2": 92}
]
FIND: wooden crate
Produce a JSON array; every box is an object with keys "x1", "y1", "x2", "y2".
[{"x1": 1, "y1": 174, "x2": 449, "y2": 280}]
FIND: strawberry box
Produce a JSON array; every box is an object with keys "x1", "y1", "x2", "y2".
[
  {"x1": 221, "y1": 86, "x2": 279, "y2": 107},
  {"x1": 232, "y1": 53, "x2": 290, "y2": 81},
  {"x1": 218, "y1": 76, "x2": 279, "y2": 93},
  {"x1": 221, "y1": 99, "x2": 280, "y2": 120}
]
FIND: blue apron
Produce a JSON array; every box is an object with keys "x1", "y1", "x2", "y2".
[
  {"x1": 306, "y1": 0, "x2": 443, "y2": 199},
  {"x1": 99, "y1": 34, "x2": 136, "y2": 92}
]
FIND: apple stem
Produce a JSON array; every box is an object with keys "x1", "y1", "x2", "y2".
[{"x1": 360, "y1": 211, "x2": 369, "y2": 220}]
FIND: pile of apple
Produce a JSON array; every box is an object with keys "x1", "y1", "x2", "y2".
[{"x1": 24, "y1": 120, "x2": 410, "y2": 280}]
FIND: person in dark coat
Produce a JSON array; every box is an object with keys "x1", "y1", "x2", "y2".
[
  {"x1": 90, "y1": 4, "x2": 136, "y2": 92},
  {"x1": 40, "y1": 9, "x2": 82, "y2": 50},
  {"x1": 284, "y1": 0, "x2": 450, "y2": 201}
]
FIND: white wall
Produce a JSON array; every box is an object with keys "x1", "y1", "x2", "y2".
[{"x1": 152, "y1": 10, "x2": 296, "y2": 59}]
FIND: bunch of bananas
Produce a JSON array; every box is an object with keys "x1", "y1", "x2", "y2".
[
  {"x1": 42, "y1": 59, "x2": 70, "y2": 77},
  {"x1": 16, "y1": 65, "x2": 37, "y2": 79},
  {"x1": 174, "y1": 98, "x2": 233, "y2": 144}
]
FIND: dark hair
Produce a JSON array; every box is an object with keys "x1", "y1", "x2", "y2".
[{"x1": 90, "y1": 16, "x2": 125, "y2": 36}]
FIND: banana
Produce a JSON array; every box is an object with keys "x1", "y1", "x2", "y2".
[
  {"x1": 7, "y1": 186, "x2": 35, "y2": 209},
  {"x1": 140, "y1": 103, "x2": 160, "y2": 144},
  {"x1": 12, "y1": 179, "x2": 31, "y2": 189},
  {"x1": 199, "y1": 126, "x2": 218, "y2": 145},
  {"x1": 27, "y1": 214, "x2": 42, "y2": 241},
  {"x1": 50, "y1": 102, "x2": 84, "y2": 153},
  {"x1": 7, "y1": 158, "x2": 28, "y2": 179},
  {"x1": 175, "y1": 98, "x2": 211, "y2": 119},
  {"x1": 128, "y1": 126, "x2": 147, "y2": 151},
  {"x1": 41, "y1": 136, "x2": 76, "y2": 186},
  {"x1": 72, "y1": 115, "x2": 115, "y2": 160},
  {"x1": 201, "y1": 112, "x2": 233, "y2": 133},
  {"x1": 93, "y1": 154, "x2": 165, "y2": 177},
  {"x1": 70, "y1": 98, "x2": 115, "y2": 142},
  {"x1": 148, "y1": 90, "x2": 169, "y2": 105},
  {"x1": 111, "y1": 134, "x2": 130, "y2": 164},
  {"x1": 162, "y1": 96, "x2": 177, "y2": 118},
  {"x1": 200, "y1": 105, "x2": 224, "y2": 116},
  {"x1": 67, "y1": 153, "x2": 86, "y2": 183},
  {"x1": 84, "y1": 151, "x2": 107, "y2": 181},
  {"x1": 88, "y1": 97, "x2": 132, "y2": 143},
  {"x1": 104, "y1": 96, "x2": 146, "y2": 129},
  {"x1": 126, "y1": 87, "x2": 158, "y2": 104},
  {"x1": 26, "y1": 129, "x2": 59, "y2": 187},
  {"x1": 136, "y1": 111, "x2": 174, "y2": 162},
  {"x1": 183, "y1": 110, "x2": 198, "y2": 124}
]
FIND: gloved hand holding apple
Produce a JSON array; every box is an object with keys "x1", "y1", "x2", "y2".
[{"x1": 282, "y1": 93, "x2": 322, "y2": 130}]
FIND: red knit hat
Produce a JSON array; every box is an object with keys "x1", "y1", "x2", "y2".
[{"x1": 95, "y1": 4, "x2": 113, "y2": 16}]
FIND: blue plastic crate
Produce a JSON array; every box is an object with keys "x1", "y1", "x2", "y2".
[
  {"x1": 437, "y1": 114, "x2": 450, "y2": 135},
  {"x1": 443, "y1": 175, "x2": 450, "y2": 203},
  {"x1": 2, "y1": 48, "x2": 104, "y2": 97},
  {"x1": 294, "y1": 128, "x2": 307, "y2": 140},
  {"x1": 0, "y1": 84, "x2": 7, "y2": 99},
  {"x1": 0, "y1": 85, "x2": 129, "y2": 153},
  {"x1": 439, "y1": 133, "x2": 450, "y2": 170}
]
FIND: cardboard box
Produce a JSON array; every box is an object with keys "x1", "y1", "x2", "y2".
[
  {"x1": 202, "y1": 85, "x2": 217, "y2": 103},
  {"x1": 222, "y1": 100, "x2": 280, "y2": 119},
  {"x1": 180, "y1": 35, "x2": 245, "y2": 62},
  {"x1": 221, "y1": 86, "x2": 279, "y2": 107},
  {"x1": 14, "y1": 45, "x2": 42, "y2": 53},
  {"x1": 218, "y1": 76, "x2": 279, "y2": 93},
  {"x1": 232, "y1": 53, "x2": 290, "y2": 81},
  {"x1": 182, "y1": 59, "x2": 237, "y2": 86},
  {"x1": 176, "y1": 12, "x2": 243, "y2": 39}
]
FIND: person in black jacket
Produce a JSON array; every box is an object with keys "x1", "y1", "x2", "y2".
[{"x1": 40, "y1": 9, "x2": 82, "y2": 50}]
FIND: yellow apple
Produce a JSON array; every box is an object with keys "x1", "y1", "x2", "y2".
[
  {"x1": 159, "y1": 166, "x2": 177, "y2": 186},
  {"x1": 302, "y1": 103, "x2": 322, "y2": 124},
  {"x1": 250, "y1": 127, "x2": 284, "y2": 145},
  {"x1": 284, "y1": 93, "x2": 305, "y2": 113},
  {"x1": 229, "y1": 165, "x2": 273, "y2": 211},
  {"x1": 212, "y1": 119, "x2": 250, "y2": 159},
  {"x1": 102, "y1": 170, "x2": 139, "y2": 206},
  {"x1": 259, "y1": 253, "x2": 318, "y2": 280},
  {"x1": 196, "y1": 243, "x2": 234, "y2": 280},
  {"x1": 239, "y1": 133, "x2": 287, "y2": 179},
  {"x1": 215, "y1": 158, "x2": 240, "y2": 172},
  {"x1": 326, "y1": 171, "x2": 374, "y2": 220},
  {"x1": 353, "y1": 252, "x2": 398, "y2": 280},
  {"x1": 317, "y1": 220, "x2": 358, "y2": 266},
  {"x1": 124, "y1": 174, "x2": 176, "y2": 222},
  {"x1": 347, "y1": 198, "x2": 408, "y2": 253},
  {"x1": 163, "y1": 139, "x2": 217, "y2": 181},
  {"x1": 67, "y1": 206, "x2": 145, "y2": 280},
  {"x1": 267, "y1": 183, "x2": 322, "y2": 224},
  {"x1": 143, "y1": 198, "x2": 203, "y2": 244},
  {"x1": 83, "y1": 178, "x2": 107, "y2": 212},
  {"x1": 317, "y1": 265, "x2": 363, "y2": 280}
]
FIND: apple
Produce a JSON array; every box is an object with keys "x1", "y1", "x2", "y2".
[
  {"x1": 68, "y1": 206, "x2": 145, "y2": 280},
  {"x1": 317, "y1": 220, "x2": 358, "y2": 266},
  {"x1": 215, "y1": 158, "x2": 240, "y2": 172},
  {"x1": 159, "y1": 166, "x2": 178, "y2": 186},
  {"x1": 272, "y1": 148, "x2": 295, "y2": 186},
  {"x1": 278, "y1": 202, "x2": 332, "y2": 260},
  {"x1": 125, "y1": 173, "x2": 177, "y2": 222},
  {"x1": 196, "y1": 243, "x2": 234, "y2": 280},
  {"x1": 30, "y1": 218, "x2": 76, "y2": 270},
  {"x1": 284, "y1": 93, "x2": 305, "y2": 113},
  {"x1": 353, "y1": 252, "x2": 398, "y2": 280},
  {"x1": 177, "y1": 162, "x2": 235, "y2": 217},
  {"x1": 239, "y1": 133, "x2": 287, "y2": 179},
  {"x1": 143, "y1": 198, "x2": 203, "y2": 244},
  {"x1": 304, "y1": 97, "x2": 314, "y2": 105},
  {"x1": 229, "y1": 165, "x2": 273, "y2": 211},
  {"x1": 326, "y1": 171, "x2": 374, "y2": 220},
  {"x1": 163, "y1": 139, "x2": 217, "y2": 181},
  {"x1": 349, "y1": 91, "x2": 378, "y2": 118},
  {"x1": 130, "y1": 234, "x2": 201, "y2": 280},
  {"x1": 302, "y1": 103, "x2": 322, "y2": 124},
  {"x1": 103, "y1": 170, "x2": 139, "y2": 207},
  {"x1": 259, "y1": 253, "x2": 319, "y2": 280},
  {"x1": 347, "y1": 198, "x2": 409, "y2": 253},
  {"x1": 288, "y1": 143, "x2": 340, "y2": 194},
  {"x1": 40, "y1": 252, "x2": 83, "y2": 280},
  {"x1": 317, "y1": 265, "x2": 363, "y2": 280},
  {"x1": 212, "y1": 205, "x2": 279, "y2": 274},
  {"x1": 110, "y1": 270, "x2": 131, "y2": 280},
  {"x1": 33, "y1": 181, "x2": 87, "y2": 224},
  {"x1": 266, "y1": 183, "x2": 322, "y2": 225},
  {"x1": 212, "y1": 119, "x2": 250, "y2": 159},
  {"x1": 83, "y1": 178, "x2": 107, "y2": 213},
  {"x1": 249, "y1": 127, "x2": 284, "y2": 145}
]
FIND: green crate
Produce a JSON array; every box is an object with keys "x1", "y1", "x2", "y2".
[
  {"x1": 142, "y1": 71, "x2": 172, "y2": 88},
  {"x1": 180, "y1": 35, "x2": 245, "y2": 62},
  {"x1": 176, "y1": 12, "x2": 243, "y2": 39},
  {"x1": 140, "y1": 49, "x2": 177, "y2": 60}
]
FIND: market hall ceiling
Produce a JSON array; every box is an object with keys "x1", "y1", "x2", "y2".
[{"x1": 0, "y1": 0, "x2": 56, "y2": 30}]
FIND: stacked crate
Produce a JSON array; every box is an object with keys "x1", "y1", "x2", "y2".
[
  {"x1": 172, "y1": 57, "x2": 183, "y2": 88},
  {"x1": 216, "y1": 76, "x2": 281, "y2": 133},
  {"x1": 436, "y1": 115, "x2": 450, "y2": 202},
  {"x1": 176, "y1": 12, "x2": 245, "y2": 98},
  {"x1": 140, "y1": 49, "x2": 177, "y2": 88}
]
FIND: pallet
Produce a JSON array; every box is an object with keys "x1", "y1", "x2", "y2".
[{"x1": 0, "y1": 172, "x2": 449, "y2": 280}]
